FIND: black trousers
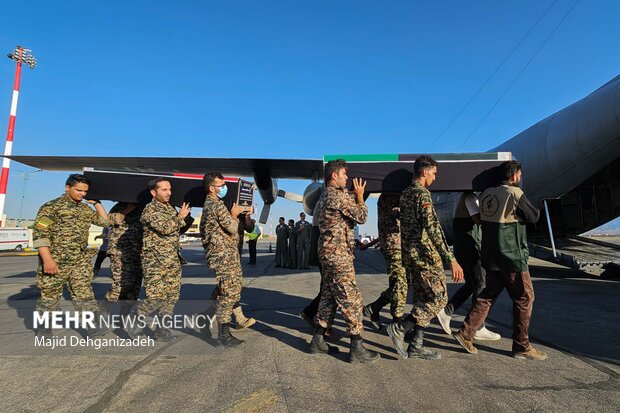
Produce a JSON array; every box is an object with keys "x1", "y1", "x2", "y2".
[
  {"x1": 93, "y1": 250, "x2": 108, "y2": 270},
  {"x1": 445, "y1": 257, "x2": 486, "y2": 323},
  {"x1": 302, "y1": 262, "x2": 323, "y2": 318},
  {"x1": 248, "y1": 239, "x2": 257, "y2": 264}
]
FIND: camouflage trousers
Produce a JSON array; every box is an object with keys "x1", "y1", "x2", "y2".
[
  {"x1": 105, "y1": 252, "x2": 143, "y2": 302},
  {"x1": 206, "y1": 248, "x2": 244, "y2": 323},
  {"x1": 407, "y1": 262, "x2": 447, "y2": 327},
  {"x1": 136, "y1": 255, "x2": 181, "y2": 317},
  {"x1": 315, "y1": 257, "x2": 364, "y2": 335},
  {"x1": 210, "y1": 264, "x2": 243, "y2": 324},
  {"x1": 35, "y1": 257, "x2": 99, "y2": 313},
  {"x1": 379, "y1": 249, "x2": 408, "y2": 318}
]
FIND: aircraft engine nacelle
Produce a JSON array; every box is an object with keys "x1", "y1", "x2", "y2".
[
  {"x1": 303, "y1": 182, "x2": 323, "y2": 215},
  {"x1": 253, "y1": 172, "x2": 279, "y2": 223},
  {"x1": 253, "y1": 173, "x2": 278, "y2": 206}
]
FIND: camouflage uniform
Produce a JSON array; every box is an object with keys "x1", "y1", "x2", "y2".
[
  {"x1": 237, "y1": 219, "x2": 245, "y2": 257},
  {"x1": 105, "y1": 205, "x2": 144, "y2": 302},
  {"x1": 33, "y1": 194, "x2": 111, "y2": 312},
  {"x1": 136, "y1": 199, "x2": 185, "y2": 317},
  {"x1": 314, "y1": 186, "x2": 368, "y2": 335},
  {"x1": 400, "y1": 181, "x2": 454, "y2": 327},
  {"x1": 377, "y1": 193, "x2": 408, "y2": 318},
  {"x1": 201, "y1": 196, "x2": 243, "y2": 324}
]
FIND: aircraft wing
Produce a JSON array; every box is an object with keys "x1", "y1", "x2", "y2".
[{"x1": 6, "y1": 155, "x2": 323, "y2": 180}]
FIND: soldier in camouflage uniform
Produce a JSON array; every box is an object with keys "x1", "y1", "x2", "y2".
[
  {"x1": 104, "y1": 202, "x2": 144, "y2": 304},
  {"x1": 206, "y1": 207, "x2": 255, "y2": 331},
  {"x1": 363, "y1": 193, "x2": 408, "y2": 329},
  {"x1": 127, "y1": 178, "x2": 191, "y2": 342},
  {"x1": 311, "y1": 159, "x2": 379, "y2": 363},
  {"x1": 33, "y1": 174, "x2": 111, "y2": 337},
  {"x1": 200, "y1": 172, "x2": 245, "y2": 347},
  {"x1": 387, "y1": 156, "x2": 464, "y2": 360}
]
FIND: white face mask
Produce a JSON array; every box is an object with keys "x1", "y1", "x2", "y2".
[{"x1": 217, "y1": 184, "x2": 228, "y2": 199}]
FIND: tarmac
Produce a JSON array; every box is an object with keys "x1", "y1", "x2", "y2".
[{"x1": 1, "y1": 240, "x2": 619, "y2": 412}]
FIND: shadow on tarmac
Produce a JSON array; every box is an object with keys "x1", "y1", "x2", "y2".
[{"x1": 5, "y1": 248, "x2": 620, "y2": 366}]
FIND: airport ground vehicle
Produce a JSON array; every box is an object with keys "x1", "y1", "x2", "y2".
[{"x1": 0, "y1": 228, "x2": 29, "y2": 252}]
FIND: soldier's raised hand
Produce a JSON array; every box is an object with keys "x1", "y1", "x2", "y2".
[
  {"x1": 450, "y1": 260, "x2": 464, "y2": 282},
  {"x1": 230, "y1": 202, "x2": 241, "y2": 218},
  {"x1": 179, "y1": 202, "x2": 191, "y2": 219},
  {"x1": 352, "y1": 178, "x2": 367, "y2": 203}
]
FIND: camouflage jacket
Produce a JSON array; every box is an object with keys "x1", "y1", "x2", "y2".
[
  {"x1": 400, "y1": 181, "x2": 454, "y2": 268},
  {"x1": 140, "y1": 199, "x2": 185, "y2": 258},
  {"x1": 377, "y1": 193, "x2": 401, "y2": 254},
  {"x1": 200, "y1": 195, "x2": 239, "y2": 265},
  {"x1": 108, "y1": 206, "x2": 143, "y2": 256},
  {"x1": 33, "y1": 194, "x2": 111, "y2": 263},
  {"x1": 317, "y1": 186, "x2": 368, "y2": 258}
]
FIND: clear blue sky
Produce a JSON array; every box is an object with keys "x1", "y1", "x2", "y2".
[{"x1": 1, "y1": 0, "x2": 619, "y2": 235}]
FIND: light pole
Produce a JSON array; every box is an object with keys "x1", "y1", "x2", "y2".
[
  {"x1": 17, "y1": 168, "x2": 41, "y2": 227},
  {"x1": 0, "y1": 46, "x2": 37, "y2": 227}
]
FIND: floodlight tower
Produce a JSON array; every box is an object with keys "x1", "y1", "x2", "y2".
[{"x1": 0, "y1": 46, "x2": 36, "y2": 227}]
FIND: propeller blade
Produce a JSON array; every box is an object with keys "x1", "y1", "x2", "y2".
[
  {"x1": 277, "y1": 189, "x2": 303, "y2": 203},
  {"x1": 259, "y1": 203, "x2": 271, "y2": 224}
]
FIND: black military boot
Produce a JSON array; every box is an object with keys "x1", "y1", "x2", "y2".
[
  {"x1": 349, "y1": 337, "x2": 380, "y2": 364},
  {"x1": 363, "y1": 295, "x2": 390, "y2": 331},
  {"x1": 407, "y1": 327, "x2": 441, "y2": 360},
  {"x1": 218, "y1": 323, "x2": 245, "y2": 348},
  {"x1": 309, "y1": 332, "x2": 339, "y2": 355},
  {"x1": 154, "y1": 326, "x2": 177, "y2": 342}
]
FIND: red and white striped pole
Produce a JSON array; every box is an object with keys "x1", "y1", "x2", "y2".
[{"x1": 0, "y1": 46, "x2": 36, "y2": 227}]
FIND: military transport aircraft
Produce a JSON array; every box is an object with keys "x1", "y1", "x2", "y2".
[{"x1": 8, "y1": 75, "x2": 620, "y2": 275}]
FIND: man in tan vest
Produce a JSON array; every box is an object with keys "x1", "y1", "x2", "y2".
[{"x1": 453, "y1": 161, "x2": 547, "y2": 360}]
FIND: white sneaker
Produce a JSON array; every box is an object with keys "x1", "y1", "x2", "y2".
[
  {"x1": 436, "y1": 309, "x2": 451, "y2": 335},
  {"x1": 474, "y1": 326, "x2": 501, "y2": 341}
]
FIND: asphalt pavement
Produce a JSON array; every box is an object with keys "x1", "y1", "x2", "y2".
[{"x1": 1, "y1": 240, "x2": 618, "y2": 412}]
